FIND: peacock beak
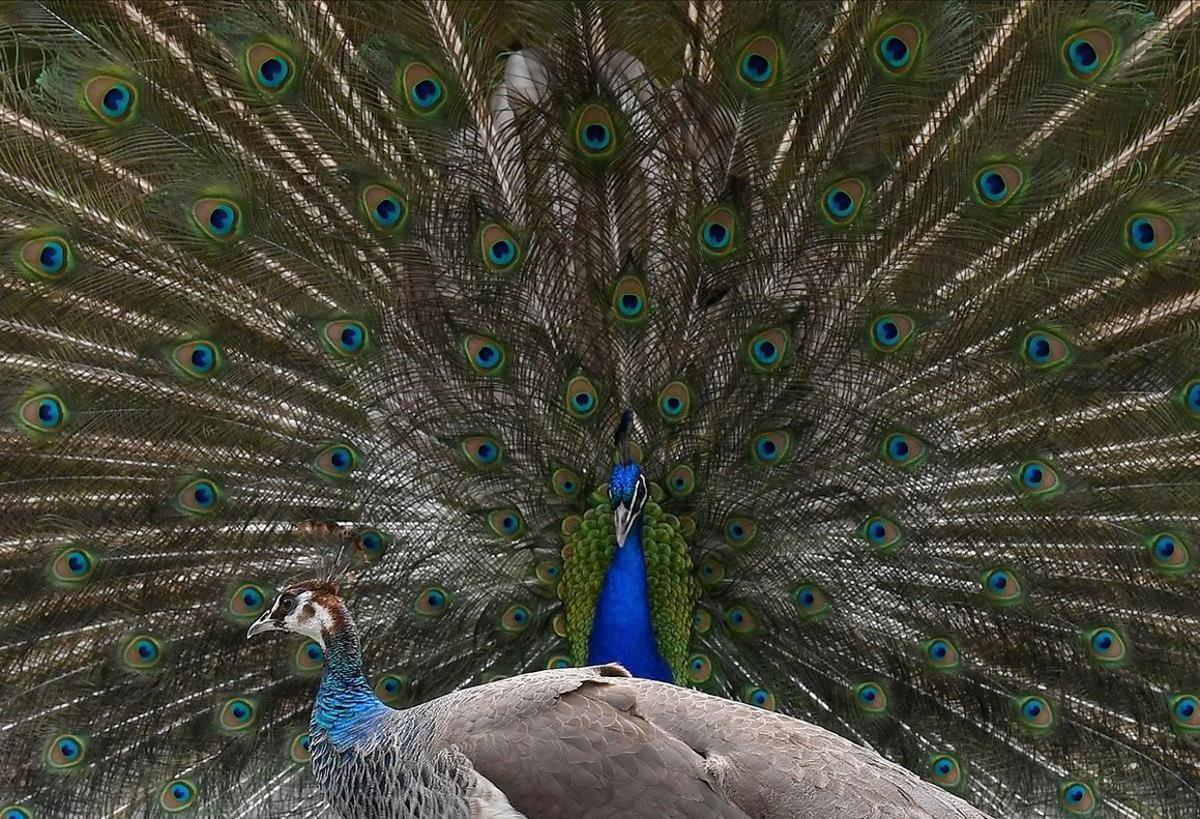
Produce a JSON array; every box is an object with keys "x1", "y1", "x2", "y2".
[
  {"x1": 246, "y1": 612, "x2": 281, "y2": 639},
  {"x1": 613, "y1": 504, "x2": 635, "y2": 548}
]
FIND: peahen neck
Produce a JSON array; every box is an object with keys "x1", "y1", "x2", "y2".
[
  {"x1": 311, "y1": 606, "x2": 389, "y2": 745},
  {"x1": 587, "y1": 515, "x2": 674, "y2": 682}
]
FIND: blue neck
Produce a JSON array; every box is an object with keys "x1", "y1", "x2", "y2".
[
  {"x1": 312, "y1": 619, "x2": 388, "y2": 747},
  {"x1": 586, "y1": 518, "x2": 674, "y2": 682}
]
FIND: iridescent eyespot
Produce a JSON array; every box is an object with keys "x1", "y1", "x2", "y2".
[
  {"x1": 312, "y1": 443, "x2": 359, "y2": 479},
  {"x1": 791, "y1": 584, "x2": 831, "y2": 619},
  {"x1": 875, "y1": 22, "x2": 921, "y2": 75},
  {"x1": 19, "y1": 236, "x2": 74, "y2": 281},
  {"x1": 1085, "y1": 626, "x2": 1128, "y2": 667},
  {"x1": 697, "y1": 206, "x2": 737, "y2": 257},
  {"x1": 737, "y1": 35, "x2": 780, "y2": 89},
  {"x1": 1147, "y1": 531, "x2": 1191, "y2": 574},
  {"x1": 686, "y1": 653, "x2": 713, "y2": 684},
  {"x1": 375, "y1": 673, "x2": 407, "y2": 704},
  {"x1": 1063, "y1": 28, "x2": 1114, "y2": 82},
  {"x1": 880, "y1": 431, "x2": 927, "y2": 469},
  {"x1": 1179, "y1": 378, "x2": 1200, "y2": 418},
  {"x1": 611, "y1": 275, "x2": 648, "y2": 323},
  {"x1": 745, "y1": 327, "x2": 789, "y2": 373},
  {"x1": 479, "y1": 224, "x2": 522, "y2": 273},
  {"x1": 1014, "y1": 694, "x2": 1055, "y2": 733},
  {"x1": 981, "y1": 567, "x2": 1024, "y2": 604},
  {"x1": 854, "y1": 682, "x2": 889, "y2": 715},
  {"x1": 1015, "y1": 459, "x2": 1062, "y2": 498},
  {"x1": 123, "y1": 635, "x2": 163, "y2": 670},
  {"x1": 462, "y1": 436, "x2": 504, "y2": 469},
  {"x1": 294, "y1": 640, "x2": 324, "y2": 672},
  {"x1": 229, "y1": 583, "x2": 267, "y2": 618},
  {"x1": 973, "y1": 163, "x2": 1023, "y2": 207},
  {"x1": 462, "y1": 334, "x2": 507, "y2": 375},
  {"x1": 678, "y1": 514, "x2": 696, "y2": 537},
  {"x1": 742, "y1": 685, "x2": 776, "y2": 710},
  {"x1": 414, "y1": 585, "x2": 451, "y2": 617},
  {"x1": 18, "y1": 393, "x2": 67, "y2": 434},
  {"x1": 924, "y1": 637, "x2": 962, "y2": 672},
  {"x1": 657, "y1": 381, "x2": 692, "y2": 423},
  {"x1": 551, "y1": 612, "x2": 567, "y2": 638},
  {"x1": 46, "y1": 734, "x2": 86, "y2": 769},
  {"x1": 564, "y1": 374, "x2": 600, "y2": 420},
  {"x1": 178, "y1": 478, "x2": 221, "y2": 515},
  {"x1": 870, "y1": 313, "x2": 915, "y2": 352},
  {"x1": 487, "y1": 509, "x2": 525, "y2": 538},
  {"x1": 1170, "y1": 694, "x2": 1200, "y2": 733},
  {"x1": 246, "y1": 43, "x2": 296, "y2": 94},
  {"x1": 356, "y1": 529, "x2": 390, "y2": 562},
  {"x1": 400, "y1": 62, "x2": 446, "y2": 114},
  {"x1": 822, "y1": 179, "x2": 865, "y2": 225},
  {"x1": 725, "y1": 605, "x2": 757, "y2": 635},
  {"x1": 219, "y1": 697, "x2": 257, "y2": 732},
  {"x1": 192, "y1": 198, "x2": 242, "y2": 242},
  {"x1": 1020, "y1": 329, "x2": 1072, "y2": 369},
  {"x1": 751, "y1": 430, "x2": 792, "y2": 466},
  {"x1": 160, "y1": 779, "x2": 196, "y2": 812},
  {"x1": 85, "y1": 75, "x2": 138, "y2": 124},
  {"x1": 51, "y1": 547, "x2": 95, "y2": 585},
  {"x1": 575, "y1": 104, "x2": 617, "y2": 159},
  {"x1": 289, "y1": 732, "x2": 312, "y2": 763},
  {"x1": 535, "y1": 559, "x2": 562, "y2": 586},
  {"x1": 546, "y1": 654, "x2": 573, "y2": 670},
  {"x1": 550, "y1": 467, "x2": 581, "y2": 498},
  {"x1": 722, "y1": 515, "x2": 757, "y2": 547},
  {"x1": 1059, "y1": 780, "x2": 1098, "y2": 814},
  {"x1": 1125, "y1": 213, "x2": 1176, "y2": 258},
  {"x1": 928, "y1": 754, "x2": 963, "y2": 789},
  {"x1": 693, "y1": 608, "x2": 712, "y2": 634},
  {"x1": 322, "y1": 320, "x2": 370, "y2": 358},
  {"x1": 3, "y1": 806, "x2": 32, "y2": 819},
  {"x1": 500, "y1": 604, "x2": 531, "y2": 633},
  {"x1": 698, "y1": 555, "x2": 725, "y2": 585},
  {"x1": 361, "y1": 184, "x2": 408, "y2": 232},
  {"x1": 665, "y1": 464, "x2": 696, "y2": 499},
  {"x1": 859, "y1": 515, "x2": 903, "y2": 554},
  {"x1": 171, "y1": 340, "x2": 224, "y2": 378}
]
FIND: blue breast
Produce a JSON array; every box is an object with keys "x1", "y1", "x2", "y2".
[{"x1": 586, "y1": 520, "x2": 674, "y2": 682}]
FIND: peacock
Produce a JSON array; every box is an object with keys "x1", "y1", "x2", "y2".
[{"x1": 1, "y1": 0, "x2": 1199, "y2": 815}]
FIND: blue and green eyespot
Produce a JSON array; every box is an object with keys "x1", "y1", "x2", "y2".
[
  {"x1": 1013, "y1": 694, "x2": 1056, "y2": 733},
  {"x1": 697, "y1": 206, "x2": 737, "y2": 257},
  {"x1": 880, "y1": 431, "x2": 927, "y2": 469},
  {"x1": 1084, "y1": 626, "x2": 1129, "y2": 667},
  {"x1": 723, "y1": 516, "x2": 757, "y2": 548},
  {"x1": 321, "y1": 319, "x2": 370, "y2": 358},
  {"x1": 46, "y1": 733, "x2": 87, "y2": 770},
  {"x1": 487, "y1": 508, "x2": 525, "y2": 538},
  {"x1": 550, "y1": 467, "x2": 581, "y2": 498},
  {"x1": 1146, "y1": 530, "x2": 1192, "y2": 574},
  {"x1": 973, "y1": 163, "x2": 1023, "y2": 207},
  {"x1": 462, "y1": 436, "x2": 504, "y2": 469},
  {"x1": 170, "y1": 340, "x2": 225, "y2": 378},
  {"x1": 160, "y1": 778, "x2": 197, "y2": 812},
  {"x1": 84, "y1": 74, "x2": 138, "y2": 124},
  {"x1": 665, "y1": 464, "x2": 697, "y2": 499},
  {"x1": 462, "y1": 334, "x2": 507, "y2": 376},
  {"x1": 1062, "y1": 28, "x2": 1114, "y2": 82},
  {"x1": 745, "y1": 327, "x2": 789, "y2": 373},
  {"x1": 18, "y1": 392, "x2": 68, "y2": 434},
  {"x1": 980, "y1": 567, "x2": 1024, "y2": 605},
  {"x1": 611, "y1": 275, "x2": 648, "y2": 323},
  {"x1": 360, "y1": 183, "x2": 409, "y2": 233},
  {"x1": 356, "y1": 529, "x2": 390, "y2": 562},
  {"x1": 415, "y1": 585, "x2": 452, "y2": 617},
  {"x1": 686, "y1": 653, "x2": 714, "y2": 684},
  {"x1": 741, "y1": 685, "x2": 776, "y2": 710},
  {"x1": 1169, "y1": 693, "x2": 1200, "y2": 733},
  {"x1": 51, "y1": 547, "x2": 96, "y2": 586},
  {"x1": 927, "y1": 754, "x2": 964, "y2": 791},
  {"x1": 1014, "y1": 459, "x2": 1062, "y2": 498},
  {"x1": 123, "y1": 635, "x2": 164, "y2": 671},
  {"x1": 657, "y1": 381, "x2": 692, "y2": 423},
  {"x1": 499, "y1": 603, "x2": 532, "y2": 633},
  {"x1": 246, "y1": 43, "x2": 297, "y2": 94},
  {"x1": 218, "y1": 697, "x2": 258, "y2": 732},
  {"x1": 400, "y1": 62, "x2": 446, "y2": 115},
  {"x1": 859, "y1": 515, "x2": 904, "y2": 554},
  {"x1": 564, "y1": 374, "x2": 601, "y2": 419},
  {"x1": 574, "y1": 104, "x2": 617, "y2": 159},
  {"x1": 924, "y1": 636, "x2": 962, "y2": 672},
  {"x1": 874, "y1": 22, "x2": 921, "y2": 75},
  {"x1": 791, "y1": 583, "x2": 831, "y2": 620},
  {"x1": 822, "y1": 178, "x2": 866, "y2": 225},
  {"x1": 375, "y1": 673, "x2": 408, "y2": 704},
  {"x1": 19, "y1": 235, "x2": 75, "y2": 281},
  {"x1": 312, "y1": 443, "x2": 360, "y2": 480},
  {"x1": 1125, "y1": 212, "x2": 1176, "y2": 258},
  {"x1": 2, "y1": 805, "x2": 33, "y2": 819},
  {"x1": 737, "y1": 35, "x2": 780, "y2": 89},
  {"x1": 1019, "y1": 329, "x2": 1072, "y2": 369},
  {"x1": 479, "y1": 223, "x2": 522, "y2": 272},
  {"x1": 177, "y1": 477, "x2": 221, "y2": 515},
  {"x1": 229, "y1": 583, "x2": 268, "y2": 618},
  {"x1": 725, "y1": 604, "x2": 758, "y2": 635},
  {"x1": 750, "y1": 430, "x2": 792, "y2": 466},
  {"x1": 295, "y1": 639, "x2": 324, "y2": 672},
  {"x1": 854, "y1": 682, "x2": 889, "y2": 715},
  {"x1": 192, "y1": 197, "x2": 243, "y2": 242},
  {"x1": 870, "y1": 313, "x2": 916, "y2": 353},
  {"x1": 1059, "y1": 780, "x2": 1099, "y2": 815},
  {"x1": 698, "y1": 555, "x2": 725, "y2": 586}
]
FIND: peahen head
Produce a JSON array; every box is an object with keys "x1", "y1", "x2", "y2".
[
  {"x1": 246, "y1": 579, "x2": 345, "y2": 647},
  {"x1": 610, "y1": 408, "x2": 648, "y2": 548}
]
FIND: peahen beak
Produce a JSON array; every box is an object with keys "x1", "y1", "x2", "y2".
[
  {"x1": 246, "y1": 612, "x2": 281, "y2": 639},
  {"x1": 613, "y1": 503, "x2": 635, "y2": 548}
]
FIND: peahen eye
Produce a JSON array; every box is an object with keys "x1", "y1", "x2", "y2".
[
  {"x1": 20, "y1": 236, "x2": 75, "y2": 281},
  {"x1": 462, "y1": 334, "x2": 507, "y2": 375},
  {"x1": 280, "y1": 594, "x2": 297, "y2": 614},
  {"x1": 870, "y1": 313, "x2": 915, "y2": 352},
  {"x1": 737, "y1": 36, "x2": 780, "y2": 88},
  {"x1": 821, "y1": 179, "x2": 865, "y2": 225},
  {"x1": 85, "y1": 75, "x2": 138, "y2": 124},
  {"x1": 400, "y1": 62, "x2": 446, "y2": 114},
  {"x1": 192, "y1": 198, "x2": 242, "y2": 242},
  {"x1": 1059, "y1": 780, "x2": 1097, "y2": 813},
  {"x1": 1125, "y1": 213, "x2": 1175, "y2": 257},
  {"x1": 246, "y1": 43, "x2": 296, "y2": 93},
  {"x1": 18, "y1": 392, "x2": 67, "y2": 434},
  {"x1": 160, "y1": 778, "x2": 197, "y2": 812},
  {"x1": 657, "y1": 381, "x2": 692, "y2": 423},
  {"x1": 745, "y1": 328, "x2": 789, "y2": 373},
  {"x1": 1062, "y1": 29, "x2": 1114, "y2": 81},
  {"x1": 697, "y1": 206, "x2": 737, "y2": 257},
  {"x1": 575, "y1": 104, "x2": 617, "y2": 158},
  {"x1": 312, "y1": 443, "x2": 360, "y2": 479}
]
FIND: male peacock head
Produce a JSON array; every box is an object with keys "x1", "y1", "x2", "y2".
[
  {"x1": 610, "y1": 408, "x2": 648, "y2": 548},
  {"x1": 246, "y1": 579, "x2": 345, "y2": 647}
]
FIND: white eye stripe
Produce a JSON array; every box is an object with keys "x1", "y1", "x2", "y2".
[{"x1": 631, "y1": 474, "x2": 648, "y2": 509}]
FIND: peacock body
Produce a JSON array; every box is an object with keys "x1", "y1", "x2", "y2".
[{"x1": 1, "y1": 0, "x2": 1199, "y2": 816}]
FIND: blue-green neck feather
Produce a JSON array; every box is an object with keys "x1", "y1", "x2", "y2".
[
  {"x1": 587, "y1": 517, "x2": 674, "y2": 682},
  {"x1": 312, "y1": 620, "x2": 389, "y2": 747}
]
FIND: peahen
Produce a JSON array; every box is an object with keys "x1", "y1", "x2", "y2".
[{"x1": 1, "y1": 0, "x2": 1199, "y2": 816}]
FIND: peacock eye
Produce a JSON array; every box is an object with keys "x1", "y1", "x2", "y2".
[
  {"x1": 246, "y1": 43, "x2": 296, "y2": 94},
  {"x1": 697, "y1": 206, "x2": 737, "y2": 257},
  {"x1": 874, "y1": 22, "x2": 921, "y2": 75},
  {"x1": 737, "y1": 36, "x2": 780, "y2": 89},
  {"x1": 20, "y1": 236, "x2": 75, "y2": 281},
  {"x1": 160, "y1": 778, "x2": 197, "y2": 812},
  {"x1": 821, "y1": 178, "x2": 866, "y2": 225},
  {"x1": 192, "y1": 197, "x2": 243, "y2": 242},
  {"x1": 400, "y1": 62, "x2": 446, "y2": 115},
  {"x1": 85, "y1": 75, "x2": 138, "y2": 124},
  {"x1": 1062, "y1": 28, "x2": 1114, "y2": 82}
]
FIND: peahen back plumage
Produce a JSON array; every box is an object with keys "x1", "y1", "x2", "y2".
[{"x1": 2, "y1": 0, "x2": 1199, "y2": 816}]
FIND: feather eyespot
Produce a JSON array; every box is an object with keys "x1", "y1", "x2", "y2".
[
  {"x1": 657, "y1": 381, "x2": 692, "y2": 423},
  {"x1": 294, "y1": 640, "x2": 324, "y2": 673},
  {"x1": 725, "y1": 605, "x2": 757, "y2": 635},
  {"x1": 18, "y1": 392, "x2": 67, "y2": 434},
  {"x1": 574, "y1": 104, "x2": 617, "y2": 159},
  {"x1": 1062, "y1": 29, "x2": 1114, "y2": 82},
  {"x1": 123, "y1": 635, "x2": 163, "y2": 670},
  {"x1": 745, "y1": 328, "x2": 789, "y2": 373},
  {"x1": 1015, "y1": 459, "x2": 1062, "y2": 498},
  {"x1": 822, "y1": 179, "x2": 865, "y2": 225},
  {"x1": 981, "y1": 567, "x2": 1024, "y2": 604},
  {"x1": 229, "y1": 584, "x2": 267, "y2": 618},
  {"x1": 46, "y1": 734, "x2": 86, "y2": 770},
  {"x1": 791, "y1": 584, "x2": 830, "y2": 619},
  {"x1": 854, "y1": 682, "x2": 889, "y2": 715},
  {"x1": 693, "y1": 608, "x2": 713, "y2": 634},
  {"x1": 928, "y1": 754, "x2": 963, "y2": 789},
  {"x1": 160, "y1": 779, "x2": 196, "y2": 812},
  {"x1": 414, "y1": 585, "x2": 451, "y2": 617},
  {"x1": 487, "y1": 509, "x2": 525, "y2": 538},
  {"x1": 611, "y1": 275, "x2": 648, "y2": 323},
  {"x1": 192, "y1": 198, "x2": 242, "y2": 242},
  {"x1": 742, "y1": 685, "x2": 776, "y2": 710},
  {"x1": 218, "y1": 697, "x2": 257, "y2": 732},
  {"x1": 360, "y1": 183, "x2": 408, "y2": 233},
  {"x1": 1020, "y1": 329, "x2": 1072, "y2": 369},
  {"x1": 546, "y1": 655, "x2": 573, "y2": 670},
  {"x1": 246, "y1": 43, "x2": 296, "y2": 94},
  {"x1": 1059, "y1": 781, "x2": 1098, "y2": 814},
  {"x1": 356, "y1": 529, "x2": 390, "y2": 562},
  {"x1": 85, "y1": 75, "x2": 138, "y2": 124},
  {"x1": 723, "y1": 516, "x2": 757, "y2": 547},
  {"x1": 1125, "y1": 213, "x2": 1175, "y2": 258},
  {"x1": 564, "y1": 375, "x2": 601, "y2": 419},
  {"x1": 974, "y1": 163, "x2": 1023, "y2": 207},
  {"x1": 1085, "y1": 626, "x2": 1128, "y2": 667},
  {"x1": 875, "y1": 22, "x2": 921, "y2": 75},
  {"x1": 1014, "y1": 694, "x2": 1055, "y2": 733},
  {"x1": 312, "y1": 443, "x2": 359, "y2": 479},
  {"x1": 924, "y1": 637, "x2": 962, "y2": 672},
  {"x1": 462, "y1": 334, "x2": 507, "y2": 376},
  {"x1": 751, "y1": 430, "x2": 792, "y2": 466},
  {"x1": 550, "y1": 467, "x2": 581, "y2": 498},
  {"x1": 665, "y1": 464, "x2": 696, "y2": 499},
  {"x1": 551, "y1": 613, "x2": 567, "y2": 638},
  {"x1": 51, "y1": 547, "x2": 95, "y2": 585},
  {"x1": 870, "y1": 313, "x2": 915, "y2": 352},
  {"x1": 697, "y1": 206, "x2": 737, "y2": 257},
  {"x1": 737, "y1": 36, "x2": 780, "y2": 89},
  {"x1": 171, "y1": 340, "x2": 224, "y2": 378},
  {"x1": 1170, "y1": 694, "x2": 1200, "y2": 733},
  {"x1": 1147, "y1": 531, "x2": 1191, "y2": 574},
  {"x1": 400, "y1": 62, "x2": 446, "y2": 115},
  {"x1": 479, "y1": 224, "x2": 522, "y2": 272},
  {"x1": 177, "y1": 478, "x2": 221, "y2": 515},
  {"x1": 19, "y1": 236, "x2": 75, "y2": 281},
  {"x1": 698, "y1": 555, "x2": 725, "y2": 585},
  {"x1": 534, "y1": 559, "x2": 562, "y2": 586},
  {"x1": 859, "y1": 515, "x2": 903, "y2": 554},
  {"x1": 462, "y1": 436, "x2": 504, "y2": 469},
  {"x1": 500, "y1": 604, "x2": 531, "y2": 633},
  {"x1": 880, "y1": 431, "x2": 927, "y2": 469},
  {"x1": 2, "y1": 806, "x2": 32, "y2": 819},
  {"x1": 375, "y1": 674, "x2": 407, "y2": 704},
  {"x1": 686, "y1": 654, "x2": 713, "y2": 684},
  {"x1": 322, "y1": 320, "x2": 369, "y2": 358}
]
